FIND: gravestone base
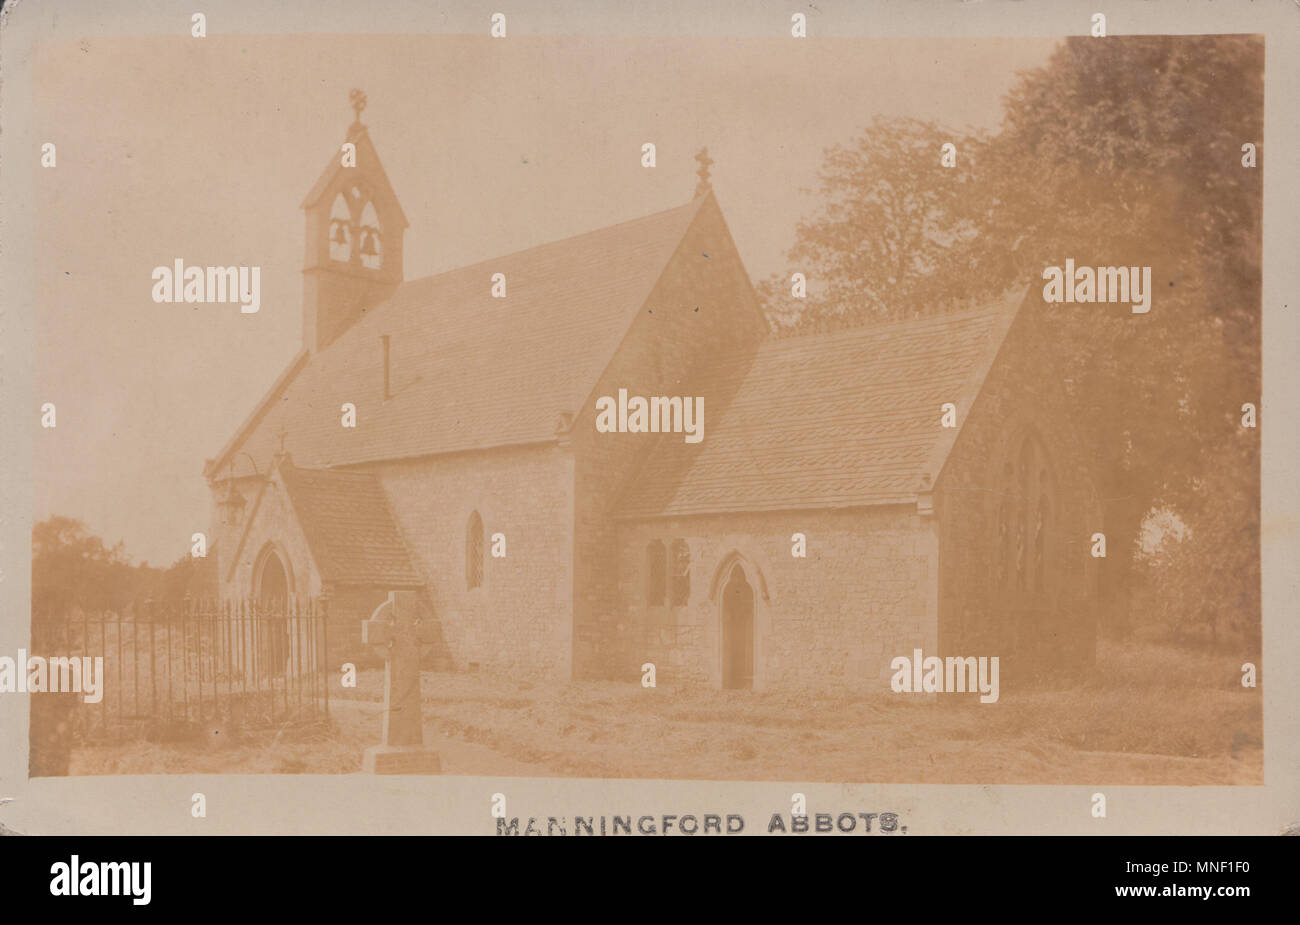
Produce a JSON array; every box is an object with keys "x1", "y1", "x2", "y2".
[{"x1": 363, "y1": 744, "x2": 442, "y2": 775}]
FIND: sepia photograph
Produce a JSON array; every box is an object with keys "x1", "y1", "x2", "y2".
[
  {"x1": 22, "y1": 28, "x2": 1262, "y2": 787},
  {"x1": 2, "y1": 1, "x2": 1295, "y2": 862}
]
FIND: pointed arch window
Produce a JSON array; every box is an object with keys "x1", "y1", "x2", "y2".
[
  {"x1": 995, "y1": 501, "x2": 1011, "y2": 589},
  {"x1": 1015, "y1": 441, "x2": 1032, "y2": 590},
  {"x1": 1034, "y1": 488, "x2": 1051, "y2": 593},
  {"x1": 669, "y1": 539, "x2": 691, "y2": 606},
  {"x1": 466, "y1": 510, "x2": 484, "y2": 590},
  {"x1": 645, "y1": 540, "x2": 666, "y2": 606},
  {"x1": 996, "y1": 433, "x2": 1054, "y2": 595}
]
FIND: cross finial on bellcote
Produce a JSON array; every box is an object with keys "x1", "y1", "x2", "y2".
[
  {"x1": 274, "y1": 424, "x2": 289, "y2": 458},
  {"x1": 349, "y1": 88, "x2": 368, "y2": 126},
  {"x1": 694, "y1": 146, "x2": 714, "y2": 198}
]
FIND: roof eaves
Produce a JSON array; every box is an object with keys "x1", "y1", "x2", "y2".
[
  {"x1": 614, "y1": 493, "x2": 921, "y2": 521},
  {"x1": 324, "y1": 436, "x2": 563, "y2": 471}
]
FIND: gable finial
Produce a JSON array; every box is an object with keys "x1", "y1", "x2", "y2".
[
  {"x1": 694, "y1": 146, "x2": 713, "y2": 198},
  {"x1": 349, "y1": 88, "x2": 368, "y2": 127}
]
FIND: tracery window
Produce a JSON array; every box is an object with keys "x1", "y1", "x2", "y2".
[
  {"x1": 669, "y1": 539, "x2": 691, "y2": 606},
  {"x1": 996, "y1": 433, "x2": 1054, "y2": 595}
]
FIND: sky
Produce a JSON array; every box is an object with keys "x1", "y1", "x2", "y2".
[{"x1": 32, "y1": 34, "x2": 1058, "y2": 566}]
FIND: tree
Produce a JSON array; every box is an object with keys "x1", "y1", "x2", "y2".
[
  {"x1": 763, "y1": 36, "x2": 1262, "y2": 639},
  {"x1": 759, "y1": 117, "x2": 990, "y2": 327},
  {"x1": 31, "y1": 516, "x2": 159, "y2": 618},
  {"x1": 981, "y1": 36, "x2": 1261, "y2": 638}
]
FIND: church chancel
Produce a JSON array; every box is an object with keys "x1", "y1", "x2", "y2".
[{"x1": 202, "y1": 91, "x2": 1101, "y2": 697}]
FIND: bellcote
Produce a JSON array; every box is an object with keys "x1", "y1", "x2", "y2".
[{"x1": 300, "y1": 90, "x2": 408, "y2": 352}]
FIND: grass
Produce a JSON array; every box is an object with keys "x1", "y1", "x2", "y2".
[{"x1": 65, "y1": 638, "x2": 1262, "y2": 784}]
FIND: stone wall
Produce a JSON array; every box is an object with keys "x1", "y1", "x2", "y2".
[
  {"x1": 606, "y1": 505, "x2": 937, "y2": 691},
  {"x1": 934, "y1": 303, "x2": 1102, "y2": 673},
  {"x1": 211, "y1": 442, "x2": 574, "y2": 678},
  {"x1": 375, "y1": 444, "x2": 575, "y2": 679},
  {"x1": 570, "y1": 195, "x2": 768, "y2": 678},
  {"x1": 217, "y1": 474, "x2": 322, "y2": 605},
  {"x1": 319, "y1": 585, "x2": 393, "y2": 670}
]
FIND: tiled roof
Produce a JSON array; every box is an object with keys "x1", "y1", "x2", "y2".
[
  {"x1": 616, "y1": 291, "x2": 1024, "y2": 518},
  {"x1": 210, "y1": 195, "x2": 708, "y2": 474},
  {"x1": 280, "y1": 462, "x2": 423, "y2": 587}
]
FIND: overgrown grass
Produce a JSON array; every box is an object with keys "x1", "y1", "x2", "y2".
[{"x1": 66, "y1": 639, "x2": 1261, "y2": 783}]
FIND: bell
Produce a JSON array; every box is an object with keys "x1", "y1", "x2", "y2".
[
  {"x1": 330, "y1": 222, "x2": 347, "y2": 244},
  {"x1": 361, "y1": 231, "x2": 379, "y2": 257}
]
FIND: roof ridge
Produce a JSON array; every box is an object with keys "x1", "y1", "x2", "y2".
[
  {"x1": 395, "y1": 196, "x2": 706, "y2": 293},
  {"x1": 763, "y1": 290, "x2": 1024, "y2": 343}
]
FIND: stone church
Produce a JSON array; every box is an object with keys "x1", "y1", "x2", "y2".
[{"x1": 203, "y1": 96, "x2": 1101, "y2": 691}]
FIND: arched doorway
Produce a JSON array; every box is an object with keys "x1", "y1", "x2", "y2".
[
  {"x1": 720, "y1": 564, "x2": 755, "y2": 690},
  {"x1": 257, "y1": 550, "x2": 289, "y2": 605},
  {"x1": 254, "y1": 547, "x2": 292, "y2": 677}
]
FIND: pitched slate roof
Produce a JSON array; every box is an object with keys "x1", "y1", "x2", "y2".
[
  {"x1": 279, "y1": 462, "x2": 423, "y2": 587},
  {"x1": 616, "y1": 291, "x2": 1025, "y2": 519},
  {"x1": 207, "y1": 196, "x2": 709, "y2": 476}
]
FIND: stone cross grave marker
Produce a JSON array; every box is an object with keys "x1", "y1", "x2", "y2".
[{"x1": 360, "y1": 590, "x2": 441, "y2": 774}]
